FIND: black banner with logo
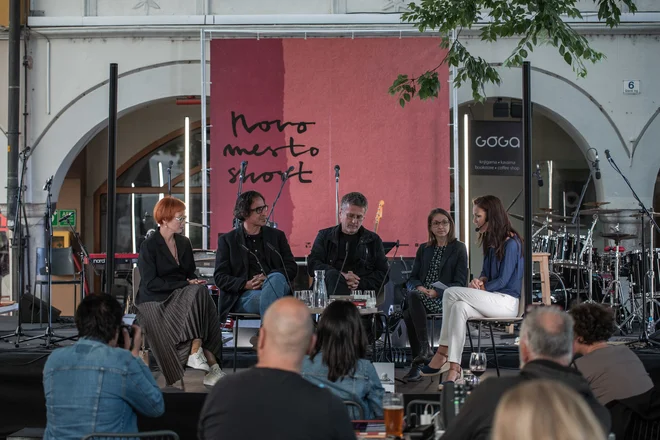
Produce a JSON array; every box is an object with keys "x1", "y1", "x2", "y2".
[{"x1": 470, "y1": 121, "x2": 523, "y2": 176}]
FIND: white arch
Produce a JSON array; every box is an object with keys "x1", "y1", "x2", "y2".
[
  {"x1": 631, "y1": 110, "x2": 660, "y2": 203},
  {"x1": 452, "y1": 66, "x2": 631, "y2": 204},
  {"x1": 29, "y1": 61, "x2": 202, "y2": 203}
]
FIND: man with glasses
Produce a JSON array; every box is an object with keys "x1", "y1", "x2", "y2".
[
  {"x1": 214, "y1": 191, "x2": 298, "y2": 346},
  {"x1": 308, "y1": 192, "x2": 388, "y2": 298}
]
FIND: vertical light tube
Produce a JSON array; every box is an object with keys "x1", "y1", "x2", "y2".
[
  {"x1": 200, "y1": 29, "x2": 209, "y2": 249},
  {"x1": 184, "y1": 116, "x2": 190, "y2": 237},
  {"x1": 463, "y1": 113, "x2": 470, "y2": 261},
  {"x1": 547, "y1": 160, "x2": 553, "y2": 211},
  {"x1": 158, "y1": 161, "x2": 164, "y2": 200},
  {"x1": 131, "y1": 183, "x2": 137, "y2": 253}
]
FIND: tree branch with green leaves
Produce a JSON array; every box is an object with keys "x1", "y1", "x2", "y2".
[{"x1": 389, "y1": 0, "x2": 637, "y2": 107}]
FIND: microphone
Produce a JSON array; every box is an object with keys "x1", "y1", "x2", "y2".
[
  {"x1": 168, "y1": 160, "x2": 173, "y2": 168},
  {"x1": 43, "y1": 175, "x2": 53, "y2": 191},
  {"x1": 593, "y1": 151, "x2": 601, "y2": 180},
  {"x1": 283, "y1": 165, "x2": 295, "y2": 180},
  {"x1": 605, "y1": 149, "x2": 612, "y2": 161},
  {"x1": 331, "y1": 242, "x2": 350, "y2": 297},
  {"x1": 240, "y1": 244, "x2": 276, "y2": 293},
  {"x1": 266, "y1": 242, "x2": 293, "y2": 293},
  {"x1": 535, "y1": 163, "x2": 544, "y2": 187},
  {"x1": 374, "y1": 240, "x2": 400, "y2": 303},
  {"x1": 186, "y1": 221, "x2": 211, "y2": 229},
  {"x1": 334, "y1": 165, "x2": 340, "y2": 181},
  {"x1": 475, "y1": 225, "x2": 482, "y2": 233},
  {"x1": 239, "y1": 161, "x2": 248, "y2": 182}
]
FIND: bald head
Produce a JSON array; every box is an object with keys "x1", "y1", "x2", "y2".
[
  {"x1": 520, "y1": 306, "x2": 573, "y2": 366},
  {"x1": 258, "y1": 298, "x2": 314, "y2": 367}
]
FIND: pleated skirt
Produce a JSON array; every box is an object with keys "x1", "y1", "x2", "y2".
[{"x1": 136, "y1": 284, "x2": 223, "y2": 385}]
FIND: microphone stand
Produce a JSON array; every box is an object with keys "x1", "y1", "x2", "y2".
[
  {"x1": 606, "y1": 152, "x2": 660, "y2": 347},
  {"x1": 266, "y1": 170, "x2": 291, "y2": 229},
  {"x1": 571, "y1": 168, "x2": 594, "y2": 305},
  {"x1": 334, "y1": 166, "x2": 340, "y2": 225},
  {"x1": 166, "y1": 161, "x2": 173, "y2": 196},
  {"x1": 266, "y1": 242, "x2": 293, "y2": 294},
  {"x1": 240, "y1": 244, "x2": 277, "y2": 294},
  {"x1": 507, "y1": 189, "x2": 523, "y2": 213},
  {"x1": 234, "y1": 162, "x2": 247, "y2": 230}
]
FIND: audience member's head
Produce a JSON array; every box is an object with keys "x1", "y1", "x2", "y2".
[
  {"x1": 257, "y1": 297, "x2": 315, "y2": 372},
  {"x1": 310, "y1": 300, "x2": 367, "y2": 382},
  {"x1": 492, "y1": 380, "x2": 606, "y2": 440},
  {"x1": 569, "y1": 303, "x2": 615, "y2": 356},
  {"x1": 519, "y1": 306, "x2": 573, "y2": 367},
  {"x1": 75, "y1": 293, "x2": 124, "y2": 345}
]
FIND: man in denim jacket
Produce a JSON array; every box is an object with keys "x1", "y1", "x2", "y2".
[{"x1": 43, "y1": 294, "x2": 164, "y2": 440}]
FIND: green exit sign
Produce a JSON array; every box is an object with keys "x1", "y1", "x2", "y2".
[{"x1": 52, "y1": 210, "x2": 77, "y2": 228}]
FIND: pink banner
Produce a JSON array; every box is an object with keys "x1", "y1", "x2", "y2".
[{"x1": 210, "y1": 38, "x2": 450, "y2": 257}]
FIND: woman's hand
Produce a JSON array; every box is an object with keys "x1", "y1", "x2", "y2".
[
  {"x1": 469, "y1": 279, "x2": 485, "y2": 290},
  {"x1": 425, "y1": 288, "x2": 438, "y2": 299},
  {"x1": 188, "y1": 279, "x2": 207, "y2": 285}
]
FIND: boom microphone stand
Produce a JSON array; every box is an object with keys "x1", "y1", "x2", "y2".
[
  {"x1": 266, "y1": 166, "x2": 294, "y2": 229},
  {"x1": 234, "y1": 161, "x2": 247, "y2": 230},
  {"x1": 605, "y1": 150, "x2": 660, "y2": 347},
  {"x1": 334, "y1": 165, "x2": 340, "y2": 225},
  {"x1": 0, "y1": 147, "x2": 43, "y2": 346}
]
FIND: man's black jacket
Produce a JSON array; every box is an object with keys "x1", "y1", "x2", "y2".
[
  {"x1": 213, "y1": 226, "x2": 297, "y2": 322},
  {"x1": 307, "y1": 225, "x2": 388, "y2": 292},
  {"x1": 442, "y1": 359, "x2": 612, "y2": 440}
]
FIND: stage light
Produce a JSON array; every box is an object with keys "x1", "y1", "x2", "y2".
[
  {"x1": 131, "y1": 183, "x2": 137, "y2": 254},
  {"x1": 184, "y1": 117, "x2": 190, "y2": 237}
]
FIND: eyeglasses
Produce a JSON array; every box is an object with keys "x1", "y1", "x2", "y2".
[
  {"x1": 250, "y1": 205, "x2": 269, "y2": 214},
  {"x1": 346, "y1": 213, "x2": 364, "y2": 222},
  {"x1": 174, "y1": 216, "x2": 187, "y2": 223},
  {"x1": 431, "y1": 220, "x2": 450, "y2": 227}
]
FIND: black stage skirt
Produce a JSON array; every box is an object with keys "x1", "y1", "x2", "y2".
[{"x1": 136, "y1": 284, "x2": 223, "y2": 385}]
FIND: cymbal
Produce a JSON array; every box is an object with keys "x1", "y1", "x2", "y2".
[
  {"x1": 509, "y1": 213, "x2": 552, "y2": 229},
  {"x1": 583, "y1": 201, "x2": 611, "y2": 208},
  {"x1": 628, "y1": 212, "x2": 660, "y2": 218},
  {"x1": 580, "y1": 208, "x2": 635, "y2": 215},
  {"x1": 538, "y1": 214, "x2": 573, "y2": 220},
  {"x1": 601, "y1": 232, "x2": 637, "y2": 241},
  {"x1": 538, "y1": 208, "x2": 558, "y2": 213}
]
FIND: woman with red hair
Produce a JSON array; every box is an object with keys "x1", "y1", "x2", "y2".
[{"x1": 137, "y1": 196, "x2": 225, "y2": 387}]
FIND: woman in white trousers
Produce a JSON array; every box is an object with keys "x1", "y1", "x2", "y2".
[{"x1": 420, "y1": 195, "x2": 523, "y2": 384}]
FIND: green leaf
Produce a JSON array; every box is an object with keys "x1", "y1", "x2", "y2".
[
  {"x1": 564, "y1": 52, "x2": 573, "y2": 65},
  {"x1": 399, "y1": 98, "x2": 406, "y2": 108}
]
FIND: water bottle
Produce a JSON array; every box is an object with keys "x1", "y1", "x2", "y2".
[
  {"x1": 647, "y1": 317, "x2": 655, "y2": 335},
  {"x1": 313, "y1": 270, "x2": 328, "y2": 308}
]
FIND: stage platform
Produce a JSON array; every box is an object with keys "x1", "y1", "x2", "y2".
[{"x1": 1, "y1": 317, "x2": 660, "y2": 439}]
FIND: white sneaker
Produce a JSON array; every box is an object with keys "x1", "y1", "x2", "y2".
[
  {"x1": 203, "y1": 364, "x2": 227, "y2": 386},
  {"x1": 187, "y1": 348, "x2": 210, "y2": 372}
]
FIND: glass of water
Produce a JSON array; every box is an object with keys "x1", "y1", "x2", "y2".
[{"x1": 365, "y1": 290, "x2": 376, "y2": 308}]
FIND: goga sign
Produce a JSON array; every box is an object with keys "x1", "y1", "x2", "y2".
[{"x1": 470, "y1": 121, "x2": 523, "y2": 176}]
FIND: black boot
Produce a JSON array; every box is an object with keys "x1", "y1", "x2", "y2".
[
  {"x1": 412, "y1": 341, "x2": 433, "y2": 365},
  {"x1": 402, "y1": 364, "x2": 422, "y2": 382}
]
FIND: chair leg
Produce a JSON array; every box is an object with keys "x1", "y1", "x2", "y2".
[
  {"x1": 233, "y1": 318, "x2": 239, "y2": 373},
  {"x1": 466, "y1": 321, "x2": 474, "y2": 352},
  {"x1": 477, "y1": 322, "x2": 482, "y2": 352},
  {"x1": 430, "y1": 317, "x2": 435, "y2": 351},
  {"x1": 489, "y1": 323, "x2": 500, "y2": 377}
]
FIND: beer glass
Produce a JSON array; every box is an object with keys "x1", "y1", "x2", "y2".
[{"x1": 383, "y1": 392, "x2": 404, "y2": 438}]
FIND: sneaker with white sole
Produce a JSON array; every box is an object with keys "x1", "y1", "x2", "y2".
[
  {"x1": 203, "y1": 364, "x2": 227, "y2": 386},
  {"x1": 187, "y1": 348, "x2": 210, "y2": 372}
]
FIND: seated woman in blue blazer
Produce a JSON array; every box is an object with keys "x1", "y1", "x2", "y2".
[{"x1": 403, "y1": 208, "x2": 468, "y2": 382}]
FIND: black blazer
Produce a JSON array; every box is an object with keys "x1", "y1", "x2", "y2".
[
  {"x1": 213, "y1": 226, "x2": 298, "y2": 322},
  {"x1": 406, "y1": 240, "x2": 468, "y2": 292},
  {"x1": 137, "y1": 230, "x2": 197, "y2": 304}
]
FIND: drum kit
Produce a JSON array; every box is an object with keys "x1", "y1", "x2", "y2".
[{"x1": 526, "y1": 202, "x2": 660, "y2": 334}]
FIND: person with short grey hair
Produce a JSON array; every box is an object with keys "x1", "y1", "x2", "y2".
[
  {"x1": 308, "y1": 191, "x2": 388, "y2": 297},
  {"x1": 441, "y1": 306, "x2": 610, "y2": 440}
]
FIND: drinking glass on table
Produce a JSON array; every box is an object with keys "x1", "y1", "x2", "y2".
[
  {"x1": 469, "y1": 352, "x2": 487, "y2": 385},
  {"x1": 383, "y1": 392, "x2": 404, "y2": 438}
]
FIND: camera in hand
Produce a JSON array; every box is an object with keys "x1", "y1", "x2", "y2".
[{"x1": 117, "y1": 324, "x2": 135, "y2": 349}]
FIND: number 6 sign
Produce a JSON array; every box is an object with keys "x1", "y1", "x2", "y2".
[{"x1": 623, "y1": 80, "x2": 641, "y2": 95}]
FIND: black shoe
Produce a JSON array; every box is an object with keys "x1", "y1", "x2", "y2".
[
  {"x1": 402, "y1": 365, "x2": 423, "y2": 382},
  {"x1": 412, "y1": 345, "x2": 433, "y2": 366}
]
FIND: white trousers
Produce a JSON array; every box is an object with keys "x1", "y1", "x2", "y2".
[{"x1": 438, "y1": 287, "x2": 519, "y2": 363}]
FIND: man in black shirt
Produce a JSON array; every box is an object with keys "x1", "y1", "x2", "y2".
[
  {"x1": 214, "y1": 191, "x2": 298, "y2": 324},
  {"x1": 198, "y1": 297, "x2": 356, "y2": 440},
  {"x1": 308, "y1": 192, "x2": 388, "y2": 296}
]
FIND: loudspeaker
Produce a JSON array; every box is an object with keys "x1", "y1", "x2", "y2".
[
  {"x1": 493, "y1": 101, "x2": 510, "y2": 118},
  {"x1": 510, "y1": 101, "x2": 523, "y2": 118},
  {"x1": 20, "y1": 293, "x2": 62, "y2": 324}
]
